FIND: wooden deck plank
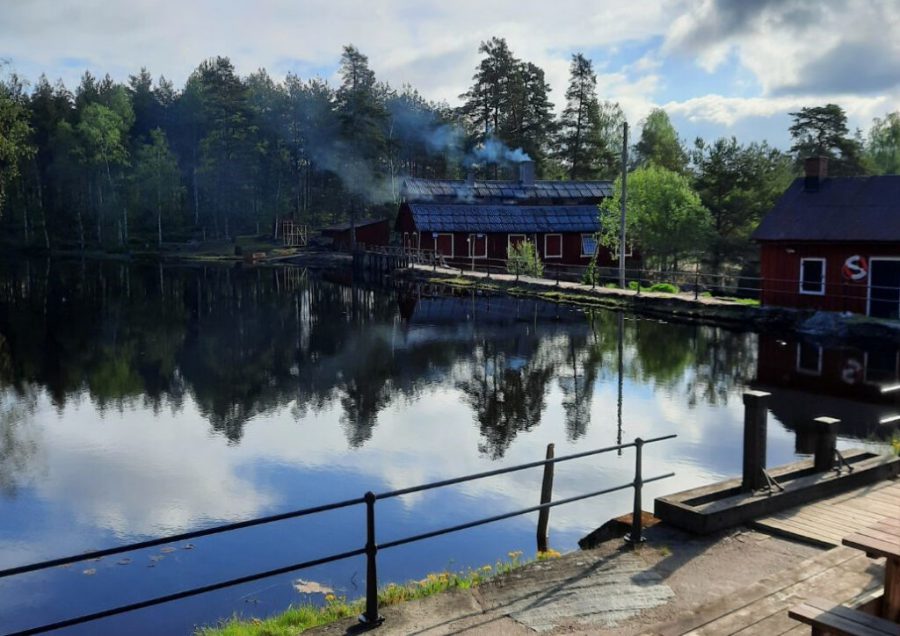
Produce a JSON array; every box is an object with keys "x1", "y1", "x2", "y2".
[
  {"x1": 754, "y1": 478, "x2": 900, "y2": 547},
  {"x1": 651, "y1": 479, "x2": 899, "y2": 636}
]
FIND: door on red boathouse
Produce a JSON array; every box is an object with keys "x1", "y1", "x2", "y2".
[{"x1": 869, "y1": 259, "x2": 900, "y2": 319}]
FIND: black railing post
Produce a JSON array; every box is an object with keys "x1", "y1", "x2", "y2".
[
  {"x1": 359, "y1": 491, "x2": 383, "y2": 627},
  {"x1": 624, "y1": 437, "x2": 646, "y2": 546}
]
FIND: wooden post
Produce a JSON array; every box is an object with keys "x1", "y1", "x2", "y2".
[
  {"x1": 812, "y1": 417, "x2": 840, "y2": 472},
  {"x1": 742, "y1": 391, "x2": 770, "y2": 492},
  {"x1": 536, "y1": 443, "x2": 555, "y2": 553}
]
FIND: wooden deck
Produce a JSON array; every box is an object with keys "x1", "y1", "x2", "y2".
[
  {"x1": 750, "y1": 478, "x2": 900, "y2": 547},
  {"x1": 645, "y1": 478, "x2": 899, "y2": 635}
]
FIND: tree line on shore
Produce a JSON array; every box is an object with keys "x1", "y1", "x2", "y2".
[{"x1": 0, "y1": 38, "x2": 898, "y2": 270}]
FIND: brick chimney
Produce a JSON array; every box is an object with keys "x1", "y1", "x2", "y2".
[
  {"x1": 518, "y1": 160, "x2": 535, "y2": 186},
  {"x1": 804, "y1": 156, "x2": 828, "y2": 192}
]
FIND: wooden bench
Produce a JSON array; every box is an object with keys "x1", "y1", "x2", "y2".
[{"x1": 789, "y1": 597, "x2": 900, "y2": 635}]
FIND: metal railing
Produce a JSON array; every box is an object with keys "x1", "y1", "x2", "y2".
[
  {"x1": 0, "y1": 434, "x2": 676, "y2": 635},
  {"x1": 369, "y1": 250, "x2": 899, "y2": 314}
]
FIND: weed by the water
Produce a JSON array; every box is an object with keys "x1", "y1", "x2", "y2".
[{"x1": 197, "y1": 551, "x2": 544, "y2": 636}]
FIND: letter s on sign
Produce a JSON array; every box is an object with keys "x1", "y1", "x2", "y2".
[{"x1": 841, "y1": 255, "x2": 868, "y2": 281}]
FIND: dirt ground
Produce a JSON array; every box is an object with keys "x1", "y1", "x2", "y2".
[{"x1": 307, "y1": 523, "x2": 823, "y2": 635}]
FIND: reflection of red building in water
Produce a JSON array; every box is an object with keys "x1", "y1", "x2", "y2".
[
  {"x1": 752, "y1": 157, "x2": 900, "y2": 319},
  {"x1": 395, "y1": 161, "x2": 636, "y2": 267},
  {"x1": 753, "y1": 334, "x2": 900, "y2": 440}
]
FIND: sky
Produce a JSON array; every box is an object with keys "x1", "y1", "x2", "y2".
[{"x1": 1, "y1": 0, "x2": 899, "y2": 149}]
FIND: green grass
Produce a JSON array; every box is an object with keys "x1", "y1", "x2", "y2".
[
  {"x1": 647, "y1": 283, "x2": 678, "y2": 294},
  {"x1": 197, "y1": 551, "x2": 557, "y2": 636},
  {"x1": 891, "y1": 433, "x2": 900, "y2": 457}
]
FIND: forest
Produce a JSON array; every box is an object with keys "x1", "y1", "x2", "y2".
[{"x1": 1, "y1": 38, "x2": 898, "y2": 269}]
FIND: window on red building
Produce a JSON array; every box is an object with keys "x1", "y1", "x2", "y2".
[{"x1": 799, "y1": 258, "x2": 825, "y2": 295}]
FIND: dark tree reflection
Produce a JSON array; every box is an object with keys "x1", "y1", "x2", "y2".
[{"x1": 0, "y1": 258, "x2": 763, "y2": 458}]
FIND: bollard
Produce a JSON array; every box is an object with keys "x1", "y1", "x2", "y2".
[
  {"x1": 536, "y1": 444, "x2": 555, "y2": 553},
  {"x1": 812, "y1": 417, "x2": 840, "y2": 472},
  {"x1": 741, "y1": 391, "x2": 770, "y2": 492},
  {"x1": 359, "y1": 492, "x2": 383, "y2": 627},
  {"x1": 624, "y1": 438, "x2": 646, "y2": 546}
]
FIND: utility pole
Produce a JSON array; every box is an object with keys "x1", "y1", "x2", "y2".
[{"x1": 619, "y1": 122, "x2": 628, "y2": 289}]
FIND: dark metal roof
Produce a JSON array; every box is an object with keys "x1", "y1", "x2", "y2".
[
  {"x1": 402, "y1": 178, "x2": 613, "y2": 203},
  {"x1": 752, "y1": 176, "x2": 900, "y2": 242},
  {"x1": 321, "y1": 217, "x2": 387, "y2": 233},
  {"x1": 407, "y1": 203, "x2": 600, "y2": 233}
]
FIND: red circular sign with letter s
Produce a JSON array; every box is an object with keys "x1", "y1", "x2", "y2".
[{"x1": 841, "y1": 255, "x2": 868, "y2": 281}]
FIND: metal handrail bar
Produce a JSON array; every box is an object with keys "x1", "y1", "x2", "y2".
[
  {"x1": 379, "y1": 472, "x2": 674, "y2": 551},
  {"x1": 4, "y1": 547, "x2": 367, "y2": 636},
  {"x1": 375, "y1": 434, "x2": 676, "y2": 501},
  {"x1": 3, "y1": 434, "x2": 677, "y2": 635},
  {"x1": 0, "y1": 495, "x2": 367, "y2": 580}
]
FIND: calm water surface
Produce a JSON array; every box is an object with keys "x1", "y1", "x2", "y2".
[{"x1": 0, "y1": 259, "x2": 896, "y2": 635}]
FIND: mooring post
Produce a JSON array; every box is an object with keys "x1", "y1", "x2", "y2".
[
  {"x1": 536, "y1": 443, "x2": 555, "y2": 553},
  {"x1": 812, "y1": 416, "x2": 840, "y2": 472},
  {"x1": 742, "y1": 391, "x2": 770, "y2": 492},
  {"x1": 359, "y1": 491, "x2": 383, "y2": 627},
  {"x1": 624, "y1": 437, "x2": 646, "y2": 546}
]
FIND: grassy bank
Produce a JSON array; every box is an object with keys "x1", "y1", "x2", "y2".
[{"x1": 197, "y1": 550, "x2": 560, "y2": 636}]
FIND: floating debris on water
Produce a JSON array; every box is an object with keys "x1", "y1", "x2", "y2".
[
  {"x1": 182, "y1": 544, "x2": 195, "y2": 550},
  {"x1": 293, "y1": 579, "x2": 334, "y2": 595},
  {"x1": 160, "y1": 547, "x2": 176, "y2": 554},
  {"x1": 82, "y1": 568, "x2": 96, "y2": 576},
  {"x1": 117, "y1": 558, "x2": 132, "y2": 566}
]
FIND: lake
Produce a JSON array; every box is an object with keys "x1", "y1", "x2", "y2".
[{"x1": 0, "y1": 258, "x2": 896, "y2": 635}]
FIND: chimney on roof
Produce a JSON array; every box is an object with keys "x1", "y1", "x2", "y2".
[
  {"x1": 466, "y1": 170, "x2": 476, "y2": 186},
  {"x1": 519, "y1": 160, "x2": 535, "y2": 186},
  {"x1": 804, "y1": 156, "x2": 828, "y2": 192}
]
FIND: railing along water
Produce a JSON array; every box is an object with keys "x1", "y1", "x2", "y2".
[{"x1": 0, "y1": 434, "x2": 676, "y2": 635}]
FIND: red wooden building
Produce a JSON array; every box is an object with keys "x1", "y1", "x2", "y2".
[
  {"x1": 753, "y1": 158, "x2": 900, "y2": 319},
  {"x1": 321, "y1": 218, "x2": 390, "y2": 251},
  {"x1": 396, "y1": 161, "x2": 631, "y2": 267}
]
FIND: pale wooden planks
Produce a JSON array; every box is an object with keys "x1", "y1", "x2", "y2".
[{"x1": 751, "y1": 478, "x2": 900, "y2": 547}]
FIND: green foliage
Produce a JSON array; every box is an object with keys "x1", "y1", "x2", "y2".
[
  {"x1": 633, "y1": 109, "x2": 688, "y2": 174},
  {"x1": 600, "y1": 165, "x2": 712, "y2": 271},
  {"x1": 197, "y1": 552, "x2": 537, "y2": 636},
  {"x1": 648, "y1": 283, "x2": 678, "y2": 294},
  {"x1": 866, "y1": 111, "x2": 900, "y2": 175},
  {"x1": 0, "y1": 76, "x2": 35, "y2": 217},
  {"x1": 691, "y1": 137, "x2": 793, "y2": 270},
  {"x1": 506, "y1": 240, "x2": 543, "y2": 277},
  {"x1": 459, "y1": 37, "x2": 556, "y2": 176},
  {"x1": 131, "y1": 128, "x2": 185, "y2": 244},
  {"x1": 581, "y1": 255, "x2": 600, "y2": 285},
  {"x1": 557, "y1": 53, "x2": 624, "y2": 180},
  {"x1": 788, "y1": 104, "x2": 868, "y2": 176},
  {"x1": 892, "y1": 433, "x2": 900, "y2": 457}
]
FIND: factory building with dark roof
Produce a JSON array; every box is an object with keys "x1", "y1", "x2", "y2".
[
  {"x1": 396, "y1": 161, "x2": 631, "y2": 267},
  {"x1": 752, "y1": 157, "x2": 900, "y2": 319}
]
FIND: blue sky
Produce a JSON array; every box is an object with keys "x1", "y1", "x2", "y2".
[{"x1": 1, "y1": 0, "x2": 898, "y2": 149}]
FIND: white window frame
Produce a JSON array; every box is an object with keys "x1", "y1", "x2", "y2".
[
  {"x1": 508, "y1": 234, "x2": 527, "y2": 253},
  {"x1": 544, "y1": 234, "x2": 563, "y2": 259},
  {"x1": 468, "y1": 233, "x2": 487, "y2": 259},
  {"x1": 580, "y1": 233, "x2": 598, "y2": 258},
  {"x1": 435, "y1": 232, "x2": 454, "y2": 258},
  {"x1": 799, "y1": 258, "x2": 826, "y2": 296},
  {"x1": 796, "y1": 342, "x2": 823, "y2": 376},
  {"x1": 613, "y1": 243, "x2": 634, "y2": 258}
]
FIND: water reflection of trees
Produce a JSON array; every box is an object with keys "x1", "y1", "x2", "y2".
[{"x1": 0, "y1": 259, "x2": 758, "y2": 457}]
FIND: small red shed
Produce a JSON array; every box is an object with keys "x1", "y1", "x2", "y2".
[
  {"x1": 752, "y1": 158, "x2": 900, "y2": 319},
  {"x1": 321, "y1": 218, "x2": 390, "y2": 251}
]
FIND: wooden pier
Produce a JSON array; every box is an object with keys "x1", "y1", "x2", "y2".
[
  {"x1": 647, "y1": 478, "x2": 898, "y2": 635},
  {"x1": 750, "y1": 478, "x2": 900, "y2": 547}
]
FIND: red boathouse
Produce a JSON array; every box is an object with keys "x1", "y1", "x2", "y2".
[
  {"x1": 321, "y1": 218, "x2": 390, "y2": 251},
  {"x1": 395, "y1": 161, "x2": 629, "y2": 267},
  {"x1": 752, "y1": 158, "x2": 900, "y2": 319}
]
